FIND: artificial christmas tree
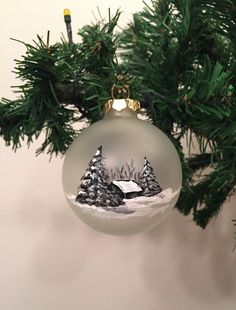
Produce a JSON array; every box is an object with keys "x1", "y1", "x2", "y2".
[{"x1": 0, "y1": 0, "x2": 235, "y2": 229}]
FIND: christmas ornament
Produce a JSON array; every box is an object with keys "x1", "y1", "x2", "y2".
[{"x1": 62, "y1": 91, "x2": 182, "y2": 235}]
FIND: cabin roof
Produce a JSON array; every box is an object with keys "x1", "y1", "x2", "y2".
[{"x1": 112, "y1": 180, "x2": 142, "y2": 193}]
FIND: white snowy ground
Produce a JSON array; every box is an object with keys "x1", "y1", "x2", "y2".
[{"x1": 66, "y1": 188, "x2": 180, "y2": 219}]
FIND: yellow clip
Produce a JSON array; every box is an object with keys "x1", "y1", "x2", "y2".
[{"x1": 64, "y1": 8, "x2": 71, "y2": 16}]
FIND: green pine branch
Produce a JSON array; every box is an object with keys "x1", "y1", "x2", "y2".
[{"x1": 120, "y1": 0, "x2": 236, "y2": 228}]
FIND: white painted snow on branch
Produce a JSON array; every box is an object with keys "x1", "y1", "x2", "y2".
[{"x1": 95, "y1": 149, "x2": 101, "y2": 156}]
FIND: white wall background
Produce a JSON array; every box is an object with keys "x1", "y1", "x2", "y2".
[{"x1": 1, "y1": 1, "x2": 236, "y2": 310}]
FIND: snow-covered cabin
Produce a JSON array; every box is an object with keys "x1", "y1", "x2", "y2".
[{"x1": 109, "y1": 180, "x2": 143, "y2": 199}]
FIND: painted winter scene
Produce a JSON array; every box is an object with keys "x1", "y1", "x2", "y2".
[{"x1": 68, "y1": 146, "x2": 180, "y2": 219}]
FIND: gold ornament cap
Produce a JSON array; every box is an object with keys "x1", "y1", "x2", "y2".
[
  {"x1": 104, "y1": 98, "x2": 141, "y2": 113},
  {"x1": 104, "y1": 82, "x2": 141, "y2": 113}
]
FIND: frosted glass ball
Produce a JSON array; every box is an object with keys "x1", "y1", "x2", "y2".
[{"x1": 62, "y1": 100, "x2": 182, "y2": 235}]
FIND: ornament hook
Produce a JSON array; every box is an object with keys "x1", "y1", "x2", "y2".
[
  {"x1": 104, "y1": 77, "x2": 141, "y2": 113},
  {"x1": 111, "y1": 84, "x2": 130, "y2": 100}
]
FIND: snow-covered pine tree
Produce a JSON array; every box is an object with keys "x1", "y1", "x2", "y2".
[
  {"x1": 76, "y1": 146, "x2": 108, "y2": 206},
  {"x1": 76, "y1": 146, "x2": 123, "y2": 207},
  {"x1": 140, "y1": 157, "x2": 162, "y2": 197}
]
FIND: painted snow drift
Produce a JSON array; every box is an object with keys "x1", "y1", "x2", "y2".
[{"x1": 67, "y1": 146, "x2": 180, "y2": 218}]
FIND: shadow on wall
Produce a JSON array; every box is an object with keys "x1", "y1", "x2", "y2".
[
  {"x1": 29, "y1": 204, "x2": 116, "y2": 286},
  {"x1": 141, "y1": 196, "x2": 236, "y2": 304}
]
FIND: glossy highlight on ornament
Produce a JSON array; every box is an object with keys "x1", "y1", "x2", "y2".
[{"x1": 62, "y1": 99, "x2": 182, "y2": 235}]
